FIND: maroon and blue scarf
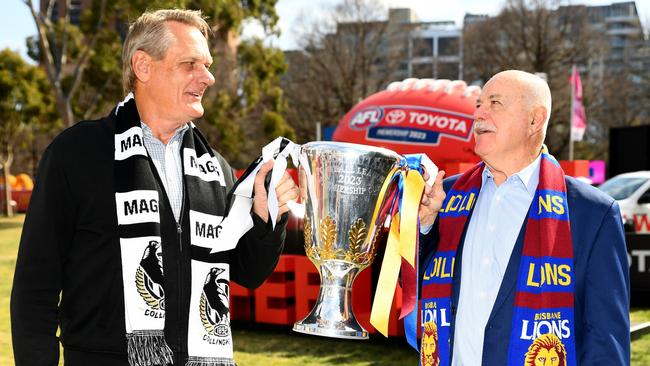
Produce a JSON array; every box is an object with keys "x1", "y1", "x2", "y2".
[{"x1": 419, "y1": 153, "x2": 576, "y2": 366}]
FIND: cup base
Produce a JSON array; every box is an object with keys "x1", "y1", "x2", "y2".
[{"x1": 293, "y1": 320, "x2": 369, "y2": 340}]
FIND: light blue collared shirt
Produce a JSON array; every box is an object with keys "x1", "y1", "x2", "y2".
[{"x1": 451, "y1": 155, "x2": 541, "y2": 366}]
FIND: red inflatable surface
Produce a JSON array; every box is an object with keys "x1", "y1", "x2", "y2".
[{"x1": 332, "y1": 79, "x2": 482, "y2": 168}]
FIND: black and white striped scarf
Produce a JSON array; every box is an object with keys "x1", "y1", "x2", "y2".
[{"x1": 114, "y1": 94, "x2": 289, "y2": 366}]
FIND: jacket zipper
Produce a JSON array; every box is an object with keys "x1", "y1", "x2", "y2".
[
  {"x1": 177, "y1": 149, "x2": 187, "y2": 359},
  {"x1": 176, "y1": 196, "x2": 185, "y2": 355}
]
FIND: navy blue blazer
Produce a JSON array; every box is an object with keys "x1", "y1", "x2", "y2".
[{"x1": 420, "y1": 174, "x2": 630, "y2": 365}]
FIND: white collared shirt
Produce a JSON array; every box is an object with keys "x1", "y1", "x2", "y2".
[
  {"x1": 141, "y1": 122, "x2": 189, "y2": 222},
  {"x1": 451, "y1": 155, "x2": 541, "y2": 365}
]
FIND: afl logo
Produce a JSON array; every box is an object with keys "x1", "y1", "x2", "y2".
[
  {"x1": 200, "y1": 267, "x2": 230, "y2": 337},
  {"x1": 385, "y1": 109, "x2": 406, "y2": 124},
  {"x1": 135, "y1": 240, "x2": 165, "y2": 310},
  {"x1": 349, "y1": 107, "x2": 384, "y2": 130}
]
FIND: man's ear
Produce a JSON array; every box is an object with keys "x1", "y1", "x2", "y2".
[
  {"x1": 132, "y1": 50, "x2": 153, "y2": 84},
  {"x1": 529, "y1": 106, "x2": 547, "y2": 135}
]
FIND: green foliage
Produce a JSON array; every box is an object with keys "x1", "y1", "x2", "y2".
[
  {"x1": 189, "y1": 0, "x2": 280, "y2": 34},
  {"x1": 26, "y1": 20, "x2": 84, "y2": 64},
  {"x1": 204, "y1": 91, "x2": 245, "y2": 163},
  {"x1": 239, "y1": 39, "x2": 287, "y2": 110},
  {"x1": 262, "y1": 110, "x2": 296, "y2": 141},
  {"x1": 0, "y1": 49, "x2": 56, "y2": 160},
  {"x1": 72, "y1": 27, "x2": 123, "y2": 119},
  {"x1": 24, "y1": 0, "x2": 290, "y2": 168},
  {"x1": 0, "y1": 49, "x2": 50, "y2": 120},
  {"x1": 201, "y1": 36, "x2": 292, "y2": 166}
]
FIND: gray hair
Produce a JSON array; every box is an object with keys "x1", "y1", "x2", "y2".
[{"x1": 121, "y1": 9, "x2": 210, "y2": 93}]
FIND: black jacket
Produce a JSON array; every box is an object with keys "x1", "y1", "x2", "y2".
[{"x1": 11, "y1": 114, "x2": 286, "y2": 366}]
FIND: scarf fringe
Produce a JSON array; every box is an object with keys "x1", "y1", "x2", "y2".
[
  {"x1": 186, "y1": 356, "x2": 236, "y2": 366},
  {"x1": 127, "y1": 331, "x2": 174, "y2": 366}
]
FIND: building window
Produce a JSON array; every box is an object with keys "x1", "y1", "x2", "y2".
[
  {"x1": 413, "y1": 37, "x2": 433, "y2": 57},
  {"x1": 437, "y1": 62, "x2": 459, "y2": 80},
  {"x1": 413, "y1": 62, "x2": 433, "y2": 79},
  {"x1": 69, "y1": 0, "x2": 82, "y2": 26},
  {"x1": 438, "y1": 37, "x2": 459, "y2": 56},
  {"x1": 51, "y1": 2, "x2": 60, "y2": 22}
]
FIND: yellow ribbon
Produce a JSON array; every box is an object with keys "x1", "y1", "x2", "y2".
[
  {"x1": 370, "y1": 168, "x2": 426, "y2": 337},
  {"x1": 400, "y1": 170, "x2": 425, "y2": 267},
  {"x1": 364, "y1": 166, "x2": 399, "y2": 254}
]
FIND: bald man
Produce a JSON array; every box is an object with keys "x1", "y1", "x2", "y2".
[{"x1": 417, "y1": 70, "x2": 629, "y2": 365}]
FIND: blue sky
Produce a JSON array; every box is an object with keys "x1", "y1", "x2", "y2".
[{"x1": 2, "y1": 0, "x2": 649, "y2": 61}]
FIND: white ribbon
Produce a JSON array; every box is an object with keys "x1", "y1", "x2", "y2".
[
  {"x1": 264, "y1": 137, "x2": 300, "y2": 228},
  {"x1": 404, "y1": 153, "x2": 438, "y2": 186},
  {"x1": 209, "y1": 137, "x2": 300, "y2": 253}
]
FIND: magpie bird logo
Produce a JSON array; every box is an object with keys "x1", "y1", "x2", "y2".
[
  {"x1": 200, "y1": 267, "x2": 230, "y2": 337},
  {"x1": 135, "y1": 240, "x2": 165, "y2": 310}
]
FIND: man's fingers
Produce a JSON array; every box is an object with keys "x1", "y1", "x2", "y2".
[
  {"x1": 254, "y1": 160, "x2": 275, "y2": 191},
  {"x1": 435, "y1": 170, "x2": 445, "y2": 185},
  {"x1": 422, "y1": 169, "x2": 430, "y2": 182},
  {"x1": 275, "y1": 172, "x2": 295, "y2": 194},
  {"x1": 277, "y1": 185, "x2": 299, "y2": 203},
  {"x1": 277, "y1": 203, "x2": 290, "y2": 216},
  {"x1": 432, "y1": 171, "x2": 446, "y2": 197},
  {"x1": 423, "y1": 184, "x2": 433, "y2": 197}
]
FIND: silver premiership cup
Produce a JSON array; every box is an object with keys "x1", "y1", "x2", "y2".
[{"x1": 292, "y1": 141, "x2": 401, "y2": 339}]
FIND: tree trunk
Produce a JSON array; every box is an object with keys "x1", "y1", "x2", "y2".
[
  {"x1": 1, "y1": 151, "x2": 14, "y2": 217},
  {"x1": 56, "y1": 93, "x2": 74, "y2": 127}
]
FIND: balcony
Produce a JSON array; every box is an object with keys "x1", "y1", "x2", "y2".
[
  {"x1": 607, "y1": 27, "x2": 643, "y2": 36},
  {"x1": 605, "y1": 15, "x2": 639, "y2": 23}
]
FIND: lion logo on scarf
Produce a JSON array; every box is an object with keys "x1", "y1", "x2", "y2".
[
  {"x1": 421, "y1": 321, "x2": 440, "y2": 366},
  {"x1": 135, "y1": 240, "x2": 165, "y2": 310},
  {"x1": 524, "y1": 333, "x2": 567, "y2": 366},
  {"x1": 200, "y1": 267, "x2": 230, "y2": 337}
]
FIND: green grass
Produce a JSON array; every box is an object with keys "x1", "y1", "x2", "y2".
[
  {"x1": 0, "y1": 214, "x2": 23, "y2": 366},
  {"x1": 2, "y1": 214, "x2": 649, "y2": 365},
  {"x1": 631, "y1": 308, "x2": 650, "y2": 365},
  {"x1": 232, "y1": 327, "x2": 417, "y2": 365}
]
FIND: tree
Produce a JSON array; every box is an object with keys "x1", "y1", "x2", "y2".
[
  {"x1": 199, "y1": 25, "x2": 295, "y2": 166},
  {"x1": 581, "y1": 58, "x2": 650, "y2": 161},
  {"x1": 23, "y1": 0, "x2": 291, "y2": 168},
  {"x1": 0, "y1": 49, "x2": 54, "y2": 216},
  {"x1": 110, "y1": 0, "x2": 292, "y2": 166},
  {"x1": 24, "y1": 0, "x2": 112, "y2": 127},
  {"x1": 462, "y1": 0, "x2": 608, "y2": 158},
  {"x1": 283, "y1": 0, "x2": 405, "y2": 142}
]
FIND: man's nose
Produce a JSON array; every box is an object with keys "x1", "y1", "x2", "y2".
[
  {"x1": 473, "y1": 105, "x2": 488, "y2": 120},
  {"x1": 198, "y1": 64, "x2": 215, "y2": 86}
]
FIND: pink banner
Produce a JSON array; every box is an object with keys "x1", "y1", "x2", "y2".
[{"x1": 570, "y1": 65, "x2": 587, "y2": 141}]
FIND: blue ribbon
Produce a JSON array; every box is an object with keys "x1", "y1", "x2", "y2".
[
  {"x1": 404, "y1": 155, "x2": 424, "y2": 172},
  {"x1": 400, "y1": 155, "x2": 425, "y2": 351}
]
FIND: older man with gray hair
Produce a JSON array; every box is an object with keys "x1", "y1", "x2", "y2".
[
  {"x1": 11, "y1": 9, "x2": 298, "y2": 366},
  {"x1": 417, "y1": 70, "x2": 629, "y2": 365}
]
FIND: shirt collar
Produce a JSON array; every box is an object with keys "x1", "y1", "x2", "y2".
[
  {"x1": 140, "y1": 121, "x2": 189, "y2": 144},
  {"x1": 482, "y1": 154, "x2": 542, "y2": 197}
]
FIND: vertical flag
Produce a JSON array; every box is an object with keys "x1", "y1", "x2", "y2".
[{"x1": 570, "y1": 65, "x2": 587, "y2": 141}]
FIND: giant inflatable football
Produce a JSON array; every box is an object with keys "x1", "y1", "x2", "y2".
[{"x1": 332, "y1": 78, "x2": 481, "y2": 168}]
